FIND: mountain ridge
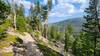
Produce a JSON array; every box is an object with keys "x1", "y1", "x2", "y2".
[{"x1": 50, "y1": 17, "x2": 86, "y2": 33}]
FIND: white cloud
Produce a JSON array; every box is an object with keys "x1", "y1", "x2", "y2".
[
  {"x1": 49, "y1": 0, "x2": 75, "y2": 17},
  {"x1": 72, "y1": 0, "x2": 89, "y2": 12},
  {"x1": 10, "y1": 0, "x2": 33, "y2": 9},
  {"x1": 49, "y1": 12, "x2": 71, "y2": 17},
  {"x1": 42, "y1": 0, "x2": 48, "y2": 5},
  {"x1": 49, "y1": 0, "x2": 89, "y2": 17},
  {"x1": 20, "y1": 0, "x2": 33, "y2": 9}
]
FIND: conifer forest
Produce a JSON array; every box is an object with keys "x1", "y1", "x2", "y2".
[{"x1": 0, "y1": 0, "x2": 100, "y2": 56}]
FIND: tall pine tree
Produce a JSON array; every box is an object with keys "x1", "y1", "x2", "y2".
[
  {"x1": 64, "y1": 24, "x2": 74, "y2": 52},
  {"x1": 29, "y1": 1, "x2": 42, "y2": 31},
  {"x1": 41, "y1": 0, "x2": 52, "y2": 38},
  {"x1": 0, "y1": 0, "x2": 10, "y2": 23},
  {"x1": 83, "y1": 0, "x2": 100, "y2": 56},
  {"x1": 16, "y1": 4, "x2": 27, "y2": 32}
]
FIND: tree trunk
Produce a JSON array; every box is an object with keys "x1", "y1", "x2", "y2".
[
  {"x1": 44, "y1": 19, "x2": 48, "y2": 38},
  {"x1": 12, "y1": 0, "x2": 16, "y2": 30},
  {"x1": 14, "y1": 14, "x2": 16, "y2": 30}
]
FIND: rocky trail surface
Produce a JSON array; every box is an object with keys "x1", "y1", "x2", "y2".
[
  {"x1": 6, "y1": 29, "x2": 43, "y2": 56},
  {"x1": 4, "y1": 28, "x2": 74, "y2": 56}
]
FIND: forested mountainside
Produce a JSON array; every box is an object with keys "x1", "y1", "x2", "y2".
[
  {"x1": 50, "y1": 17, "x2": 85, "y2": 33},
  {"x1": 0, "y1": 0, "x2": 100, "y2": 56},
  {"x1": 0, "y1": 0, "x2": 64, "y2": 56}
]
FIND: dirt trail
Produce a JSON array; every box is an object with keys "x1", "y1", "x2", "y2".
[
  {"x1": 7, "y1": 31, "x2": 43, "y2": 56},
  {"x1": 6, "y1": 29, "x2": 74, "y2": 56}
]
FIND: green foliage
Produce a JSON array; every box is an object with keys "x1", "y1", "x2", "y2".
[
  {"x1": 30, "y1": 16, "x2": 42, "y2": 31},
  {"x1": 96, "y1": 50, "x2": 100, "y2": 56},
  {"x1": 0, "y1": 40, "x2": 10, "y2": 49},
  {"x1": 37, "y1": 44, "x2": 63, "y2": 56},
  {"x1": 4, "y1": 34, "x2": 18, "y2": 43},
  {"x1": 48, "y1": 25, "x2": 57, "y2": 41},
  {"x1": 0, "y1": 34, "x2": 23, "y2": 49},
  {"x1": 0, "y1": 0, "x2": 10, "y2": 21},
  {"x1": 14, "y1": 2, "x2": 26, "y2": 32},
  {"x1": 48, "y1": 25, "x2": 62, "y2": 42},
  {"x1": 1, "y1": 52, "x2": 13, "y2": 56},
  {"x1": 82, "y1": 0, "x2": 100, "y2": 55},
  {"x1": 56, "y1": 32, "x2": 63, "y2": 41},
  {"x1": 24, "y1": 17, "x2": 33, "y2": 32},
  {"x1": 16, "y1": 16, "x2": 26, "y2": 32},
  {"x1": 33, "y1": 31, "x2": 41, "y2": 37},
  {"x1": 0, "y1": 34, "x2": 17, "y2": 49},
  {"x1": 0, "y1": 19, "x2": 12, "y2": 40},
  {"x1": 47, "y1": 0, "x2": 52, "y2": 11},
  {"x1": 29, "y1": 2, "x2": 42, "y2": 32},
  {"x1": 72, "y1": 32, "x2": 94, "y2": 56},
  {"x1": 16, "y1": 4, "x2": 24, "y2": 16},
  {"x1": 0, "y1": 19, "x2": 12, "y2": 33},
  {"x1": 64, "y1": 24, "x2": 74, "y2": 52}
]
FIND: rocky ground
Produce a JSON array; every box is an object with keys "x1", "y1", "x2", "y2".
[{"x1": 0, "y1": 28, "x2": 74, "y2": 56}]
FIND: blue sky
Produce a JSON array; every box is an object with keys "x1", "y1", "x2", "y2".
[{"x1": 11, "y1": 0, "x2": 89, "y2": 23}]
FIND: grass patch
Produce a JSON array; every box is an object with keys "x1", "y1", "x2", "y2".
[
  {"x1": 4, "y1": 34, "x2": 17, "y2": 42},
  {"x1": 0, "y1": 34, "x2": 19, "y2": 49},
  {"x1": 37, "y1": 44, "x2": 63, "y2": 56},
  {"x1": 0, "y1": 41, "x2": 10, "y2": 49},
  {"x1": 0, "y1": 19, "x2": 12, "y2": 33},
  {"x1": 1, "y1": 52, "x2": 13, "y2": 56}
]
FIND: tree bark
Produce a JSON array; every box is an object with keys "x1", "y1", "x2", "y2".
[
  {"x1": 44, "y1": 19, "x2": 48, "y2": 38},
  {"x1": 14, "y1": 14, "x2": 16, "y2": 30}
]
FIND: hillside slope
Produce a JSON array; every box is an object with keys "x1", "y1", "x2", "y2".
[{"x1": 50, "y1": 17, "x2": 85, "y2": 33}]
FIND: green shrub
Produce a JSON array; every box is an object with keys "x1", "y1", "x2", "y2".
[
  {"x1": 16, "y1": 16, "x2": 26, "y2": 32},
  {"x1": 0, "y1": 19, "x2": 12, "y2": 40},
  {"x1": 1, "y1": 52, "x2": 13, "y2": 56},
  {"x1": 37, "y1": 44, "x2": 63, "y2": 56},
  {"x1": 0, "y1": 19, "x2": 12, "y2": 33},
  {"x1": 33, "y1": 31, "x2": 41, "y2": 38},
  {"x1": 0, "y1": 34, "x2": 17, "y2": 49},
  {"x1": 0, "y1": 34, "x2": 23, "y2": 49}
]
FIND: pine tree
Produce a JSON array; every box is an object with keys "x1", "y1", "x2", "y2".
[
  {"x1": 72, "y1": 32, "x2": 93, "y2": 56},
  {"x1": 29, "y1": 1, "x2": 42, "y2": 31},
  {"x1": 0, "y1": 0, "x2": 10, "y2": 23},
  {"x1": 48, "y1": 25, "x2": 57, "y2": 41},
  {"x1": 64, "y1": 24, "x2": 74, "y2": 52},
  {"x1": 10, "y1": 0, "x2": 17, "y2": 30},
  {"x1": 41, "y1": 0, "x2": 52, "y2": 38},
  {"x1": 17, "y1": 4, "x2": 27, "y2": 32},
  {"x1": 83, "y1": 0, "x2": 100, "y2": 56},
  {"x1": 16, "y1": 4, "x2": 24, "y2": 17},
  {"x1": 0, "y1": 0, "x2": 10, "y2": 40}
]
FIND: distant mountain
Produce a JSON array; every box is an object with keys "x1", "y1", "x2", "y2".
[{"x1": 50, "y1": 17, "x2": 86, "y2": 33}]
